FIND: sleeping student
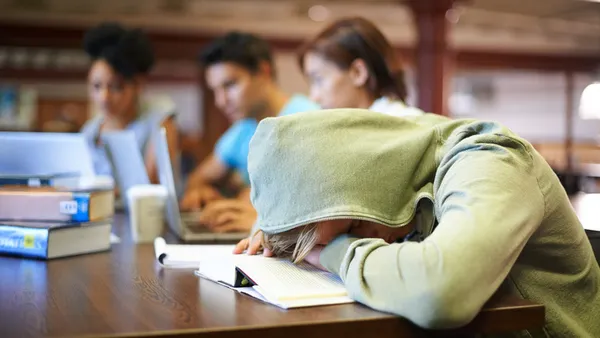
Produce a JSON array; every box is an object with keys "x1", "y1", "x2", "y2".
[
  {"x1": 81, "y1": 22, "x2": 179, "y2": 184},
  {"x1": 235, "y1": 109, "x2": 600, "y2": 336}
]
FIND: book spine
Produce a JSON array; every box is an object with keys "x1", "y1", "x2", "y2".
[
  {"x1": 0, "y1": 192, "x2": 93, "y2": 222},
  {"x1": 0, "y1": 225, "x2": 49, "y2": 259}
]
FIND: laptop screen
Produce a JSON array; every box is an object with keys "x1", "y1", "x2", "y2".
[
  {"x1": 0, "y1": 132, "x2": 95, "y2": 177},
  {"x1": 102, "y1": 130, "x2": 150, "y2": 208},
  {"x1": 153, "y1": 127, "x2": 185, "y2": 236}
]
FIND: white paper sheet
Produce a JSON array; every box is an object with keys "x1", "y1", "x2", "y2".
[
  {"x1": 236, "y1": 258, "x2": 348, "y2": 300},
  {"x1": 239, "y1": 287, "x2": 354, "y2": 309},
  {"x1": 153, "y1": 237, "x2": 236, "y2": 269},
  {"x1": 153, "y1": 237, "x2": 356, "y2": 309}
]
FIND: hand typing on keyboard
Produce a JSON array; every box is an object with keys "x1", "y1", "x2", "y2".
[{"x1": 198, "y1": 199, "x2": 257, "y2": 233}]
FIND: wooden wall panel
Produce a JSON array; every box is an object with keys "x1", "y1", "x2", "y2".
[{"x1": 1, "y1": 22, "x2": 598, "y2": 73}]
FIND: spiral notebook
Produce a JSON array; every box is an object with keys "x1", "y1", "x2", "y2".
[{"x1": 153, "y1": 237, "x2": 354, "y2": 309}]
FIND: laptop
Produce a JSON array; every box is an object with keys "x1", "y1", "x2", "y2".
[
  {"x1": 102, "y1": 131, "x2": 151, "y2": 209},
  {"x1": 154, "y1": 127, "x2": 249, "y2": 242},
  {"x1": 0, "y1": 131, "x2": 95, "y2": 177}
]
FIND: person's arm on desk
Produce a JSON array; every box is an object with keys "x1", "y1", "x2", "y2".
[
  {"x1": 199, "y1": 190, "x2": 257, "y2": 233},
  {"x1": 262, "y1": 152, "x2": 545, "y2": 330},
  {"x1": 181, "y1": 122, "x2": 252, "y2": 210},
  {"x1": 180, "y1": 153, "x2": 227, "y2": 210},
  {"x1": 345, "y1": 157, "x2": 537, "y2": 328}
]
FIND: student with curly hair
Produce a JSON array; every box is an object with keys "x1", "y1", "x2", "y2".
[{"x1": 80, "y1": 22, "x2": 179, "y2": 183}]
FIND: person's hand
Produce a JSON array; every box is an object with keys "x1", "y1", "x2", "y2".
[
  {"x1": 198, "y1": 199, "x2": 257, "y2": 233},
  {"x1": 180, "y1": 185, "x2": 222, "y2": 210},
  {"x1": 233, "y1": 230, "x2": 273, "y2": 256},
  {"x1": 238, "y1": 187, "x2": 251, "y2": 201},
  {"x1": 303, "y1": 245, "x2": 326, "y2": 271}
]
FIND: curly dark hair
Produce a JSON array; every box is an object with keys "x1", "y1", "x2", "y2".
[{"x1": 83, "y1": 22, "x2": 155, "y2": 79}]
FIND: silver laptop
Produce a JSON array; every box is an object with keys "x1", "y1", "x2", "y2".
[
  {"x1": 0, "y1": 131, "x2": 95, "y2": 177},
  {"x1": 154, "y1": 127, "x2": 248, "y2": 242},
  {"x1": 102, "y1": 131, "x2": 150, "y2": 209}
]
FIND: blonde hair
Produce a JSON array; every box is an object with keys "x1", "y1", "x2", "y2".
[{"x1": 263, "y1": 223, "x2": 319, "y2": 264}]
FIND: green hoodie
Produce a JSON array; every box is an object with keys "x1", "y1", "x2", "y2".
[{"x1": 248, "y1": 109, "x2": 600, "y2": 337}]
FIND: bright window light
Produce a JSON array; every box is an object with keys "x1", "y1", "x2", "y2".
[{"x1": 579, "y1": 82, "x2": 600, "y2": 120}]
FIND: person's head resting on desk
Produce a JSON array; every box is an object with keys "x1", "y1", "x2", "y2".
[
  {"x1": 198, "y1": 32, "x2": 279, "y2": 123},
  {"x1": 83, "y1": 22, "x2": 155, "y2": 122},
  {"x1": 240, "y1": 108, "x2": 600, "y2": 334}
]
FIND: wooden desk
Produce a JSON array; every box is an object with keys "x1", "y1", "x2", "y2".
[{"x1": 0, "y1": 214, "x2": 545, "y2": 338}]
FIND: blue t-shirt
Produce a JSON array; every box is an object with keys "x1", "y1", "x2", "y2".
[{"x1": 215, "y1": 94, "x2": 319, "y2": 184}]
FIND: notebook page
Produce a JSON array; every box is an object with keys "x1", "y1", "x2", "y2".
[
  {"x1": 154, "y1": 237, "x2": 236, "y2": 268},
  {"x1": 240, "y1": 287, "x2": 354, "y2": 309},
  {"x1": 235, "y1": 258, "x2": 348, "y2": 301},
  {"x1": 195, "y1": 256, "x2": 238, "y2": 287}
]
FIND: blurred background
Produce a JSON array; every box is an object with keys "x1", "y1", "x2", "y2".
[{"x1": 0, "y1": 0, "x2": 599, "y2": 192}]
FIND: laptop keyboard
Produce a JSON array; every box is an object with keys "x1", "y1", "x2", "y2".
[{"x1": 180, "y1": 210, "x2": 211, "y2": 233}]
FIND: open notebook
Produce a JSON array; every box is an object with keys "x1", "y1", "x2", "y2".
[{"x1": 153, "y1": 237, "x2": 354, "y2": 309}]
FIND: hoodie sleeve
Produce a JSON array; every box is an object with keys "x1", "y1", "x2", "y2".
[{"x1": 319, "y1": 147, "x2": 545, "y2": 329}]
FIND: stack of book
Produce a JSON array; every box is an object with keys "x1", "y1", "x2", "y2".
[{"x1": 0, "y1": 172, "x2": 115, "y2": 259}]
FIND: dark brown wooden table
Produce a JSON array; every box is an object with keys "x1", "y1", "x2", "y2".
[{"x1": 0, "y1": 214, "x2": 545, "y2": 338}]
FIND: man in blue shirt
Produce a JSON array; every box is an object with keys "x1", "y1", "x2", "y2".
[{"x1": 181, "y1": 32, "x2": 319, "y2": 233}]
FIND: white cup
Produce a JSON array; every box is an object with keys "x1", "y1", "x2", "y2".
[{"x1": 126, "y1": 184, "x2": 168, "y2": 243}]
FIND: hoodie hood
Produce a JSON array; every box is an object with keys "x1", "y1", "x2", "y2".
[{"x1": 248, "y1": 108, "x2": 454, "y2": 235}]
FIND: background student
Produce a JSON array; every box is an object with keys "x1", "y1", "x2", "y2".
[
  {"x1": 180, "y1": 32, "x2": 319, "y2": 233},
  {"x1": 81, "y1": 22, "x2": 179, "y2": 183},
  {"x1": 298, "y1": 17, "x2": 424, "y2": 116}
]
